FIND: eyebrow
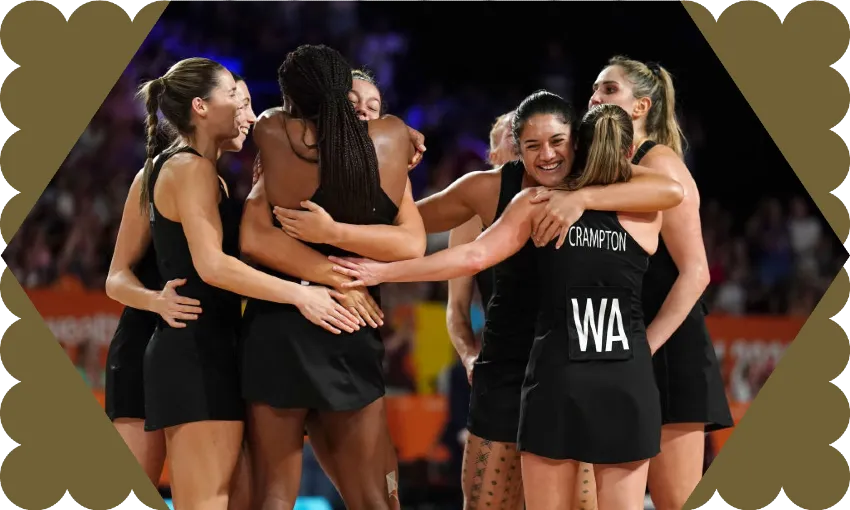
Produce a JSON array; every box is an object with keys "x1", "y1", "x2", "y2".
[{"x1": 593, "y1": 80, "x2": 619, "y2": 89}]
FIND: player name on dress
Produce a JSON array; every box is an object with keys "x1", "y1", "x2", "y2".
[{"x1": 567, "y1": 226, "x2": 627, "y2": 252}]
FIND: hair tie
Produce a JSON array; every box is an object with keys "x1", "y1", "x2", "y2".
[{"x1": 646, "y1": 62, "x2": 662, "y2": 78}]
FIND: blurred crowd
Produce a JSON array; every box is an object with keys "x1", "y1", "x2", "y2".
[{"x1": 5, "y1": 0, "x2": 841, "y2": 318}]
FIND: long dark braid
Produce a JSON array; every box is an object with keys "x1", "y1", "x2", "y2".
[{"x1": 279, "y1": 44, "x2": 381, "y2": 225}]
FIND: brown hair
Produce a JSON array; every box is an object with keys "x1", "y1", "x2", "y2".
[
  {"x1": 136, "y1": 57, "x2": 228, "y2": 211},
  {"x1": 560, "y1": 104, "x2": 633, "y2": 191},
  {"x1": 608, "y1": 56, "x2": 685, "y2": 158}
]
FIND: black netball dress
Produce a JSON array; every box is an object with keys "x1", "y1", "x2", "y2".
[
  {"x1": 105, "y1": 243, "x2": 160, "y2": 421},
  {"x1": 474, "y1": 257, "x2": 494, "y2": 309},
  {"x1": 633, "y1": 141, "x2": 733, "y2": 432},
  {"x1": 466, "y1": 160, "x2": 538, "y2": 443},
  {"x1": 143, "y1": 146, "x2": 245, "y2": 431},
  {"x1": 239, "y1": 186, "x2": 399, "y2": 412},
  {"x1": 518, "y1": 210, "x2": 661, "y2": 463}
]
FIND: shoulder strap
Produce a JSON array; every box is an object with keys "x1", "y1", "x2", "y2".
[
  {"x1": 495, "y1": 160, "x2": 524, "y2": 218},
  {"x1": 631, "y1": 140, "x2": 658, "y2": 165}
]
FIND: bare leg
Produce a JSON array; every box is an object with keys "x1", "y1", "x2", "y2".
[
  {"x1": 308, "y1": 405, "x2": 401, "y2": 509},
  {"x1": 520, "y1": 452, "x2": 577, "y2": 510},
  {"x1": 165, "y1": 421, "x2": 243, "y2": 510},
  {"x1": 573, "y1": 463, "x2": 598, "y2": 510},
  {"x1": 647, "y1": 423, "x2": 705, "y2": 510},
  {"x1": 247, "y1": 404, "x2": 309, "y2": 510},
  {"x1": 114, "y1": 418, "x2": 166, "y2": 486},
  {"x1": 228, "y1": 442, "x2": 253, "y2": 510},
  {"x1": 310, "y1": 398, "x2": 394, "y2": 510},
  {"x1": 593, "y1": 460, "x2": 650, "y2": 510},
  {"x1": 461, "y1": 434, "x2": 525, "y2": 509}
]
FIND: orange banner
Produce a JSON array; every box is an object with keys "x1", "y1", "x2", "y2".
[
  {"x1": 25, "y1": 285, "x2": 124, "y2": 348},
  {"x1": 29, "y1": 285, "x2": 808, "y2": 467},
  {"x1": 705, "y1": 315, "x2": 804, "y2": 405}
]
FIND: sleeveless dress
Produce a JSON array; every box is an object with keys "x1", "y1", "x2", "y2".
[
  {"x1": 240, "y1": 186, "x2": 399, "y2": 411},
  {"x1": 467, "y1": 161, "x2": 538, "y2": 443},
  {"x1": 143, "y1": 146, "x2": 245, "y2": 431},
  {"x1": 518, "y1": 211, "x2": 661, "y2": 463},
  {"x1": 105, "y1": 243, "x2": 160, "y2": 421},
  {"x1": 633, "y1": 141, "x2": 733, "y2": 432}
]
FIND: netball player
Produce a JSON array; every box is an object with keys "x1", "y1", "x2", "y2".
[
  {"x1": 136, "y1": 57, "x2": 360, "y2": 510},
  {"x1": 532, "y1": 56, "x2": 734, "y2": 510},
  {"x1": 104, "y1": 73, "x2": 255, "y2": 488},
  {"x1": 241, "y1": 66, "x2": 424, "y2": 510},
  {"x1": 238, "y1": 45, "x2": 422, "y2": 510},
  {"x1": 329, "y1": 102, "x2": 675, "y2": 510}
]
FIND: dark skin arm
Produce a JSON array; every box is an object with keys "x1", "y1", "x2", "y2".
[{"x1": 240, "y1": 172, "x2": 384, "y2": 328}]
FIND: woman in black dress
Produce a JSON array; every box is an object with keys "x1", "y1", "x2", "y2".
[
  {"x1": 329, "y1": 102, "x2": 676, "y2": 509},
  {"x1": 137, "y1": 57, "x2": 359, "y2": 510},
  {"x1": 239, "y1": 45, "x2": 423, "y2": 510},
  {"x1": 533, "y1": 56, "x2": 734, "y2": 510},
  {"x1": 104, "y1": 73, "x2": 255, "y2": 487}
]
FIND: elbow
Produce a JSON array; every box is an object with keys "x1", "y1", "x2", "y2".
[
  {"x1": 665, "y1": 182, "x2": 686, "y2": 209},
  {"x1": 465, "y1": 245, "x2": 489, "y2": 275},
  {"x1": 687, "y1": 263, "x2": 710, "y2": 293},
  {"x1": 104, "y1": 274, "x2": 118, "y2": 301},
  {"x1": 407, "y1": 234, "x2": 427, "y2": 259},
  {"x1": 239, "y1": 227, "x2": 258, "y2": 260}
]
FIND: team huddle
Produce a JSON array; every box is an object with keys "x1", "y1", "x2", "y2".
[{"x1": 103, "y1": 43, "x2": 733, "y2": 510}]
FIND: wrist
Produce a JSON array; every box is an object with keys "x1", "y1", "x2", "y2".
[
  {"x1": 328, "y1": 221, "x2": 345, "y2": 245},
  {"x1": 574, "y1": 188, "x2": 590, "y2": 211},
  {"x1": 145, "y1": 290, "x2": 163, "y2": 314}
]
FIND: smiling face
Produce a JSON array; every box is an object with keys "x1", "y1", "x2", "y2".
[
  {"x1": 348, "y1": 77, "x2": 382, "y2": 121},
  {"x1": 517, "y1": 113, "x2": 574, "y2": 188},
  {"x1": 193, "y1": 68, "x2": 242, "y2": 141},
  {"x1": 222, "y1": 80, "x2": 256, "y2": 153}
]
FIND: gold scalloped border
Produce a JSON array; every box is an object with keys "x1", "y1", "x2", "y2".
[{"x1": 0, "y1": 1, "x2": 846, "y2": 509}]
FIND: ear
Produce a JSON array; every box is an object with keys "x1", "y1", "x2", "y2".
[
  {"x1": 632, "y1": 96, "x2": 652, "y2": 120},
  {"x1": 191, "y1": 97, "x2": 207, "y2": 118},
  {"x1": 627, "y1": 143, "x2": 636, "y2": 160}
]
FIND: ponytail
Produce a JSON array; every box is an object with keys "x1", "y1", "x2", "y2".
[
  {"x1": 561, "y1": 104, "x2": 633, "y2": 191},
  {"x1": 136, "y1": 77, "x2": 165, "y2": 213},
  {"x1": 652, "y1": 66, "x2": 685, "y2": 159}
]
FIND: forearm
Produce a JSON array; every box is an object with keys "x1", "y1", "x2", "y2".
[
  {"x1": 446, "y1": 307, "x2": 479, "y2": 361},
  {"x1": 645, "y1": 268, "x2": 709, "y2": 351},
  {"x1": 332, "y1": 223, "x2": 426, "y2": 261},
  {"x1": 105, "y1": 270, "x2": 159, "y2": 312},
  {"x1": 202, "y1": 253, "x2": 307, "y2": 306},
  {"x1": 381, "y1": 243, "x2": 485, "y2": 283},
  {"x1": 581, "y1": 174, "x2": 684, "y2": 213},
  {"x1": 242, "y1": 222, "x2": 351, "y2": 289},
  {"x1": 416, "y1": 196, "x2": 475, "y2": 234}
]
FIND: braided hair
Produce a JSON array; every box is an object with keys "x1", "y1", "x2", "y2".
[{"x1": 278, "y1": 44, "x2": 381, "y2": 225}]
